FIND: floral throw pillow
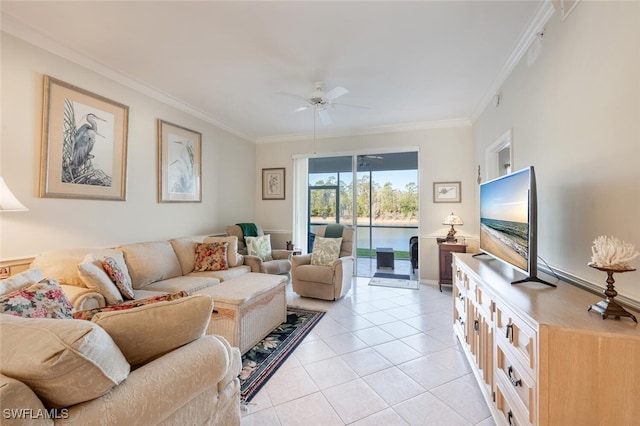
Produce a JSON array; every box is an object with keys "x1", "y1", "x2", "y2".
[
  {"x1": 245, "y1": 235, "x2": 273, "y2": 261},
  {"x1": 0, "y1": 278, "x2": 74, "y2": 319},
  {"x1": 73, "y1": 291, "x2": 188, "y2": 321},
  {"x1": 311, "y1": 237, "x2": 343, "y2": 266},
  {"x1": 194, "y1": 242, "x2": 229, "y2": 272},
  {"x1": 102, "y1": 257, "x2": 135, "y2": 300}
]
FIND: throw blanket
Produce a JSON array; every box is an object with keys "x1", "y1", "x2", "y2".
[
  {"x1": 237, "y1": 223, "x2": 258, "y2": 237},
  {"x1": 324, "y1": 224, "x2": 344, "y2": 238}
]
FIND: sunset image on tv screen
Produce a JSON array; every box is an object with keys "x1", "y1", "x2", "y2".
[{"x1": 480, "y1": 170, "x2": 530, "y2": 272}]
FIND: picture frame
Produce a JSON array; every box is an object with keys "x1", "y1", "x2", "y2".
[
  {"x1": 40, "y1": 75, "x2": 129, "y2": 200},
  {"x1": 157, "y1": 120, "x2": 202, "y2": 203},
  {"x1": 262, "y1": 168, "x2": 285, "y2": 200},
  {"x1": 433, "y1": 181, "x2": 461, "y2": 203}
]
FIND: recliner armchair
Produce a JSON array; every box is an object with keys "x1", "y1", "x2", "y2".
[
  {"x1": 226, "y1": 224, "x2": 292, "y2": 279},
  {"x1": 291, "y1": 226, "x2": 354, "y2": 301}
]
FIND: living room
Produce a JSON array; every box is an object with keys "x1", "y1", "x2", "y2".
[{"x1": 1, "y1": 1, "x2": 639, "y2": 425}]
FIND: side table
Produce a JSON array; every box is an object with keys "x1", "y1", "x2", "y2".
[
  {"x1": 438, "y1": 243, "x2": 466, "y2": 291},
  {"x1": 376, "y1": 247, "x2": 394, "y2": 270}
]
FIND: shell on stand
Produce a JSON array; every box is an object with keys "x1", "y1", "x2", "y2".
[{"x1": 588, "y1": 235, "x2": 639, "y2": 271}]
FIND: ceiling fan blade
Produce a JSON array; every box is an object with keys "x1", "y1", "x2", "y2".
[
  {"x1": 318, "y1": 109, "x2": 333, "y2": 125},
  {"x1": 292, "y1": 106, "x2": 310, "y2": 113},
  {"x1": 276, "y1": 91, "x2": 308, "y2": 102},
  {"x1": 333, "y1": 102, "x2": 371, "y2": 111},
  {"x1": 323, "y1": 86, "x2": 348, "y2": 102}
]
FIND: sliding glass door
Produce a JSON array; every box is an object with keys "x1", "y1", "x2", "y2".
[{"x1": 307, "y1": 152, "x2": 418, "y2": 278}]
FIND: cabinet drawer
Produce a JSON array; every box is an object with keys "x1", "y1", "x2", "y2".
[
  {"x1": 496, "y1": 380, "x2": 530, "y2": 426},
  {"x1": 496, "y1": 341, "x2": 535, "y2": 424},
  {"x1": 475, "y1": 285, "x2": 494, "y2": 321},
  {"x1": 495, "y1": 303, "x2": 536, "y2": 376}
]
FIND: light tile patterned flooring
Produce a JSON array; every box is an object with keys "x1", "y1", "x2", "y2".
[{"x1": 240, "y1": 275, "x2": 495, "y2": 425}]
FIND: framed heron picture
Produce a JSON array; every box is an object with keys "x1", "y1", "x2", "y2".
[
  {"x1": 157, "y1": 120, "x2": 202, "y2": 203},
  {"x1": 40, "y1": 75, "x2": 129, "y2": 200}
]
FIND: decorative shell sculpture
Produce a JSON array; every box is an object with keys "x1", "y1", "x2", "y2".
[{"x1": 589, "y1": 235, "x2": 639, "y2": 270}]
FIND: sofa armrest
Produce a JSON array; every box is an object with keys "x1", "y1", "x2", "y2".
[
  {"x1": 242, "y1": 255, "x2": 262, "y2": 272},
  {"x1": 0, "y1": 374, "x2": 53, "y2": 426},
  {"x1": 272, "y1": 249, "x2": 293, "y2": 261},
  {"x1": 291, "y1": 253, "x2": 312, "y2": 270},
  {"x1": 331, "y1": 256, "x2": 354, "y2": 299},
  {"x1": 61, "y1": 335, "x2": 237, "y2": 425},
  {"x1": 60, "y1": 284, "x2": 106, "y2": 311}
]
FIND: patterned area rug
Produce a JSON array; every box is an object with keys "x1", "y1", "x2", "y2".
[{"x1": 239, "y1": 306, "x2": 325, "y2": 403}]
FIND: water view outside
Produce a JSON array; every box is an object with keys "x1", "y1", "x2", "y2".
[{"x1": 309, "y1": 168, "x2": 418, "y2": 256}]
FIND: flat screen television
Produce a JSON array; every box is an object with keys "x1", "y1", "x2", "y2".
[{"x1": 478, "y1": 166, "x2": 554, "y2": 286}]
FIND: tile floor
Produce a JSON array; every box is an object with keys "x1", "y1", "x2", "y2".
[{"x1": 240, "y1": 275, "x2": 495, "y2": 425}]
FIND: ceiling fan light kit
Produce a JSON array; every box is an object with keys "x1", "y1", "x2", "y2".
[{"x1": 279, "y1": 81, "x2": 370, "y2": 126}]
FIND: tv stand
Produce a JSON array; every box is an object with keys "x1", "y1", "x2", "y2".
[
  {"x1": 512, "y1": 275, "x2": 556, "y2": 287},
  {"x1": 452, "y1": 253, "x2": 640, "y2": 425}
]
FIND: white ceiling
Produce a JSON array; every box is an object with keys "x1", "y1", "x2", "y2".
[{"x1": 1, "y1": 1, "x2": 549, "y2": 142}]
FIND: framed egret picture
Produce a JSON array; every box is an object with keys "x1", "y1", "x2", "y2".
[
  {"x1": 157, "y1": 120, "x2": 202, "y2": 203},
  {"x1": 40, "y1": 75, "x2": 129, "y2": 200}
]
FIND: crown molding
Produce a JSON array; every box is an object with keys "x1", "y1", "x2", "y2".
[
  {"x1": 470, "y1": 0, "x2": 556, "y2": 122},
  {"x1": 256, "y1": 117, "x2": 472, "y2": 144},
  {"x1": 1, "y1": 13, "x2": 255, "y2": 143}
]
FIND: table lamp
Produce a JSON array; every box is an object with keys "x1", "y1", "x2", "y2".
[{"x1": 443, "y1": 212, "x2": 463, "y2": 242}]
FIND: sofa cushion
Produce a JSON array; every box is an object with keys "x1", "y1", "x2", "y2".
[
  {"x1": 169, "y1": 236, "x2": 204, "y2": 275},
  {"x1": 0, "y1": 269, "x2": 44, "y2": 296},
  {"x1": 194, "y1": 242, "x2": 228, "y2": 272},
  {"x1": 142, "y1": 276, "x2": 219, "y2": 294},
  {"x1": 102, "y1": 256, "x2": 135, "y2": 299},
  {"x1": 30, "y1": 248, "x2": 126, "y2": 288},
  {"x1": 0, "y1": 315, "x2": 130, "y2": 408},
  {"x1": 0, "y1": 278, "x2": 74, "y2": 319},
  {"x1": 245, "y1": 235, "x2": 273, "y2": 261},
  {"x1": 119, "y1": 241, "x2": 182, "y2": 289},
  {"x1": 187, "y1": 265, "x2": 251, "y2": 282},
  {"x1": 204, "y1": 236, "x2": 244, "y2": 267},
  {"x1": 91, "y1": 295, "x2": 213, "y2": 366},
  {"x1": 0, "y1": 374, "x2": 53, "y2": 425},
  {"x1": 77, "y1": 254, "x2": 124, "y2": 305},
  {"x1": 311, "y1": 236, "x2": 343, "y2": 266},
  {"x1": 73, "y1": 291, "x2": 188, "y2": 321}
]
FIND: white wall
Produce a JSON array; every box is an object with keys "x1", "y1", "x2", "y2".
[
  {"x1": 0, "y1": 34, "x2": 255, "y2": 259},
  {"x1": 474, "y1": 2, "x2": 640, "y2": 302},
  {"x1": 255, "y1": 126, "x2": 476, "y2": 281}
]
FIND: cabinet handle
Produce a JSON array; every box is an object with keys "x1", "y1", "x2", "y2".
[
  {"x1": 506, "y1": 323, "x2": 514, "y2": 342},
  {"x1": 507, "y1": 410, "x2": 515, "y2": 426},
  {"x1": 458, "y1": 317, "x2": 465, "y2": 327},
  {"x1": 507, "y1": 366, "x2": 522, "y2": 387},
  {"x1": 458, "y1": 293, "x2": 464, "y2": 302},
  {"x1": 474, "y1": 319, "x2": 479, "y2": 332}
]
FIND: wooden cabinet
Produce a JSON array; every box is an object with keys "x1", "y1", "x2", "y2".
[
  {"x1": 438, "y1": 243, "x2": 466, "y2": 291},
  {"x1": 452, "y1": 253, "x2": 640, "y2": 426}
]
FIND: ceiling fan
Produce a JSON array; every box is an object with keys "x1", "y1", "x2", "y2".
[
  {"x1": 357, "y1": 154, "x2": 383, "y2": 168},
  {"x1": 278, "y1": 81, "x2": 370, "y2": 125}
]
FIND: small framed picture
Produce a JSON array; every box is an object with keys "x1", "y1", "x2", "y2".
[
  {"x1": 262, "y1": 168, "x2": 285, "y2": 200},
  {"x1": 433, "y1": 181, "x2": 461, "y2": 203},
  {"x1": 157, "y1": 120, "x2": 202, "y2": 203}
]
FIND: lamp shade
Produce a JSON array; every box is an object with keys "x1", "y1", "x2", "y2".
[
  {"x1": 442, "y1": 212, "x2": 463, "y2": 226},
  {"x1": 0, "y1": 177, "x2": 28, "y2": 212}
]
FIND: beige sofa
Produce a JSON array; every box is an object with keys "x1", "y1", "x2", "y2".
[
  {"x1": 0, "y1": 271, "x2": 242, "y2": 425},
  {"x1": 29, "y1": 236, "x2": 252, "y2": 311},
  {"x1": 28, "y1": 235, "x2": 287, "y2": 354}
]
